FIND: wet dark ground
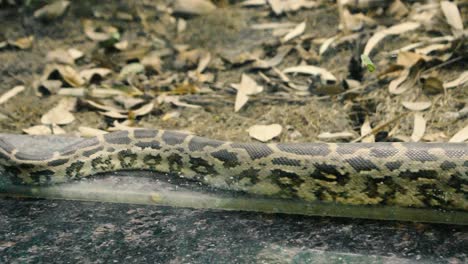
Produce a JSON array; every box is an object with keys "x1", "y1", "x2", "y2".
[{"x1": 0, "y1": 199, "x2": 467, "y2": 263}]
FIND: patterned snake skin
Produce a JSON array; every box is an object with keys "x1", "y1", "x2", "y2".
[{"x1": 0, "y1": 129, "x2": 467, "y2": 211}]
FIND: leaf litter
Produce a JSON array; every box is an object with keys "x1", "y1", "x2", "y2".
[{"x1": 0, "y1": 0, "x2": 465, "y2": 145}]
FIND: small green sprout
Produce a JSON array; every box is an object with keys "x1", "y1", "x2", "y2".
[{"x1": 360, "y1": 54, "x2": 376, "y2": 72}]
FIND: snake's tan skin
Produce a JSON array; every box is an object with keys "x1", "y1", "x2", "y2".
[{"x1": 0, "y1": 129, "x2": 467, "y2": 211}]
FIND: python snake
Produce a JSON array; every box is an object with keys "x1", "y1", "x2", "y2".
[{"x1": 0, "y1": 129, "x2": 467, "y2": 211}]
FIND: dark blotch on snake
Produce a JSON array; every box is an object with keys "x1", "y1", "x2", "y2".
[
  {"x1": 233, "y1": 168, "x2": 261, "y2": 185},
  {"x1": 188, "y1": 136, "x2": 224, "y2": 152},
  {"x1": 211, "y1": 149, "x2": 240, "y2": 168},
  {"x1": 345, "y1": 157, "x2": 379, "y2": 172},
  {"x1": 405, "y1": 145, "x2": 438, "y2": 162},
  {"x1": 136, "y1": 141, "x2": 161, "y2": 150},
  {"x1": 271, "y1": 157, "x2": 301, "y2": 167},
  {"x1": 143, "y1": 154, "x2": 162, "y2": 167},
  {"x1": 189, "y1": 157, "x2": 217, "y2": 175},
  {"x1": 400, "y1": 169, "x2": 438, "y2": 180},
  {"x1": 30, "y1": 169, "x2": 54, "y2": 183},
  {"x1": 231, "y1": 143, "x2": 273, "y2": 160},
  {"x1": 370, "y1": 144, "x2": 399, "y2": 158},
  {"x1": 61, "y1": 137, "x2": 100, "y2": 156},
  {"x1": 65, "y1": 161, "x2": 85, "y2": 179},
  {"x1": 117, "y1": 150, "x2": 137, "y2": 168},
  {"x1": 91, "y1": 156, "x2": 113, "y2": 171},
  {"x1": 167, "y1": 153, "x2": 183, "y2": 171},
  {"x1": 418, "y1": 183, "x2": 448, "y2": 207},
  {"x1": 104, "y1": 131, "x2": 131, "y2": 145},
  {"x1": 385, "y1": 161, "x2": 403, "y2": 171},
  {"x1": 447, "y1": 173, "x2": 468, "y2": 195},
  {"x1": 270, "y1": 169, "x2": 304, "y2": 186},
  {"x1": 311, "y1": 163, "x2": 350, "y2": 185},
  {"x1": 277, "y1": 143, "x2": 330, "y2": 156},
  {"x1": 336, "y1": 144, "x2": 361, "y2": 155},
  {"x1": 47, "y1": 158, "x2": 69, "y2": 167},
  {"x1": 134, "y1": 129, "x2": 158, "y2": 139},
  {"x1": 162, "y1": 131, "x2": 187, "y2": 146},
  {"x1": 444, "y1": 146, "x2": 466, "y2": 159},
  {"x1": 82, "y1": 146, "x2": 104, "y2": 157},
  {"x1": 440, "y1": 160, "x2": 457, "y2": 170}
]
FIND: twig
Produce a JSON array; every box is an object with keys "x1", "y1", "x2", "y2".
[{"x1": 351, "y1": 112, "x2": 409, "y2": 143}]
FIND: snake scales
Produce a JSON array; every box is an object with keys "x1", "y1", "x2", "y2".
[{"x1": 0, "y1": 129, "x2": 467, "y2": 211}]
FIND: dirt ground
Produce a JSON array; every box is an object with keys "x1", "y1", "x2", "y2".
[{"x1": 0, "y1": 0, "x2": 466, "y2": 143}]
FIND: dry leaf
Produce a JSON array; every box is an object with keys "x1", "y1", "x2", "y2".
[
  {"x1": 131, "y1": 102, "x2": 154, "y2": 117},
  {"x1": 241, "y1": 0, "x2": 266, "y2": 6},
  {"x1": 319, "y1": 36, "x2": 338, "y2": 56},
  {"x1": 67, "y1": 48, "x2": 84, "y2": 60},
  {"x1": 401, "y1": 101, "x2": 432, "y2": 111},
  {"x1": 283, "y1": 65, "x2": 337, "y2": 85},
  {"x1": 141, "y1": 52, "x2": 162, "y2": 73},
  {"x1": 173, "y1": 0, "x2": 216, "y2": 15},
  {"x1": 197, "y1": 52, "x2": 211, "y2": 73},
  {"x1": 79, "y1": 126, "x2": 108, "y2": 137},
  {"x1": 231, "y1": 74, "x2": 264, "y2": 112},
  {"x1": 248, "y1": 124, "x2": 282, "y2": 142},
  {"x1": 360, "y1": 116, "x2": 374, "y2": 143},
  {"x1": 318, "y1": 131, "x2": 355, "y2": 140},
  {"x1": 282, "y1": 21, "x2": 306, "y2": 43},
  {"x1": 158, "y1": 95, "x2": 202, "y2": 108},
  {"x1": 114, "y1": 40, "x2": 128, "y2": 50},
  {"x1": 364, "y1": 22, "x2": 420, "y2": 56},
  {"x1": 114, "y1": 95, "x2": 144, "y2": 109},
  {"x1": 410, "y1": 113, "x2": 426, "y2": 142},
  {"x1": 90, "y1": 88, "x2": 125, "y2": 98},
  {"x1": 443, "y1": 71, "x2": 468, "y2": 89},
  {"x1": 0, "y1": 85, "x2": 25, "y2": 105},
  {"x1": 119, "y1": 63, "x2": 145, "y2": 80},
  {"x1": 46, "y1": 49, "x2": 75, "y2": 65},
  {"x1": 80, "y1": 68, "x2": 112, "y2": 82},
  {"x1": 41, "y1": 98, "x2": 76, "y2": 125},
  {"x1": 85, "y1": 100, "x2": 126, "y2": 113},
  {"x1": 252, "y1": 45, "x2": 292, "y2": 69},
  {"x1": 388, "y1": 68, "x2": 416, "y2": 95},
  {"x1": 268, "y1": 0, "x2": 317, "y2": 15},
  {"x1": 396, "y1": 51, "x2": 426, "y2": 67},
  {"x1": 34, "y1": 0, "x2": 70, "y2": 21},
  {"x1": 449, "y1": 125, "x2": 468, "y2": 143},
  {"x1": 57, "y1": 88, "x2": 85, "y2": 97},
  {"x1": 83, "y1": 20, "x2": 119, "y2": 42},
  {"x1": 56, "y1": 65, "x2": 85, "y2": 87},
  {"x1": 162, "y1": 111, "x2": 181, "y2": 121},
  {"x1": 9, "y1": 35, "x2": 34, "y2": 49},
  {"x1": 23, "y1": 124, "x2": 65, "y2": 135},
  {"x1": 440, "y1": 1, "x2": 463, "y2": 36},
  {"x1": 101, "y1": 111, "x2": 128, "y2": 119},
  {"x1": 414, "y1": 43, "x2": 451, "y2": 55}
]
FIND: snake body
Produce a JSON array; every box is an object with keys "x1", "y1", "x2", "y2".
[{"x1": 0, "y1": 129, "x2": 467, "y2": 211}]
